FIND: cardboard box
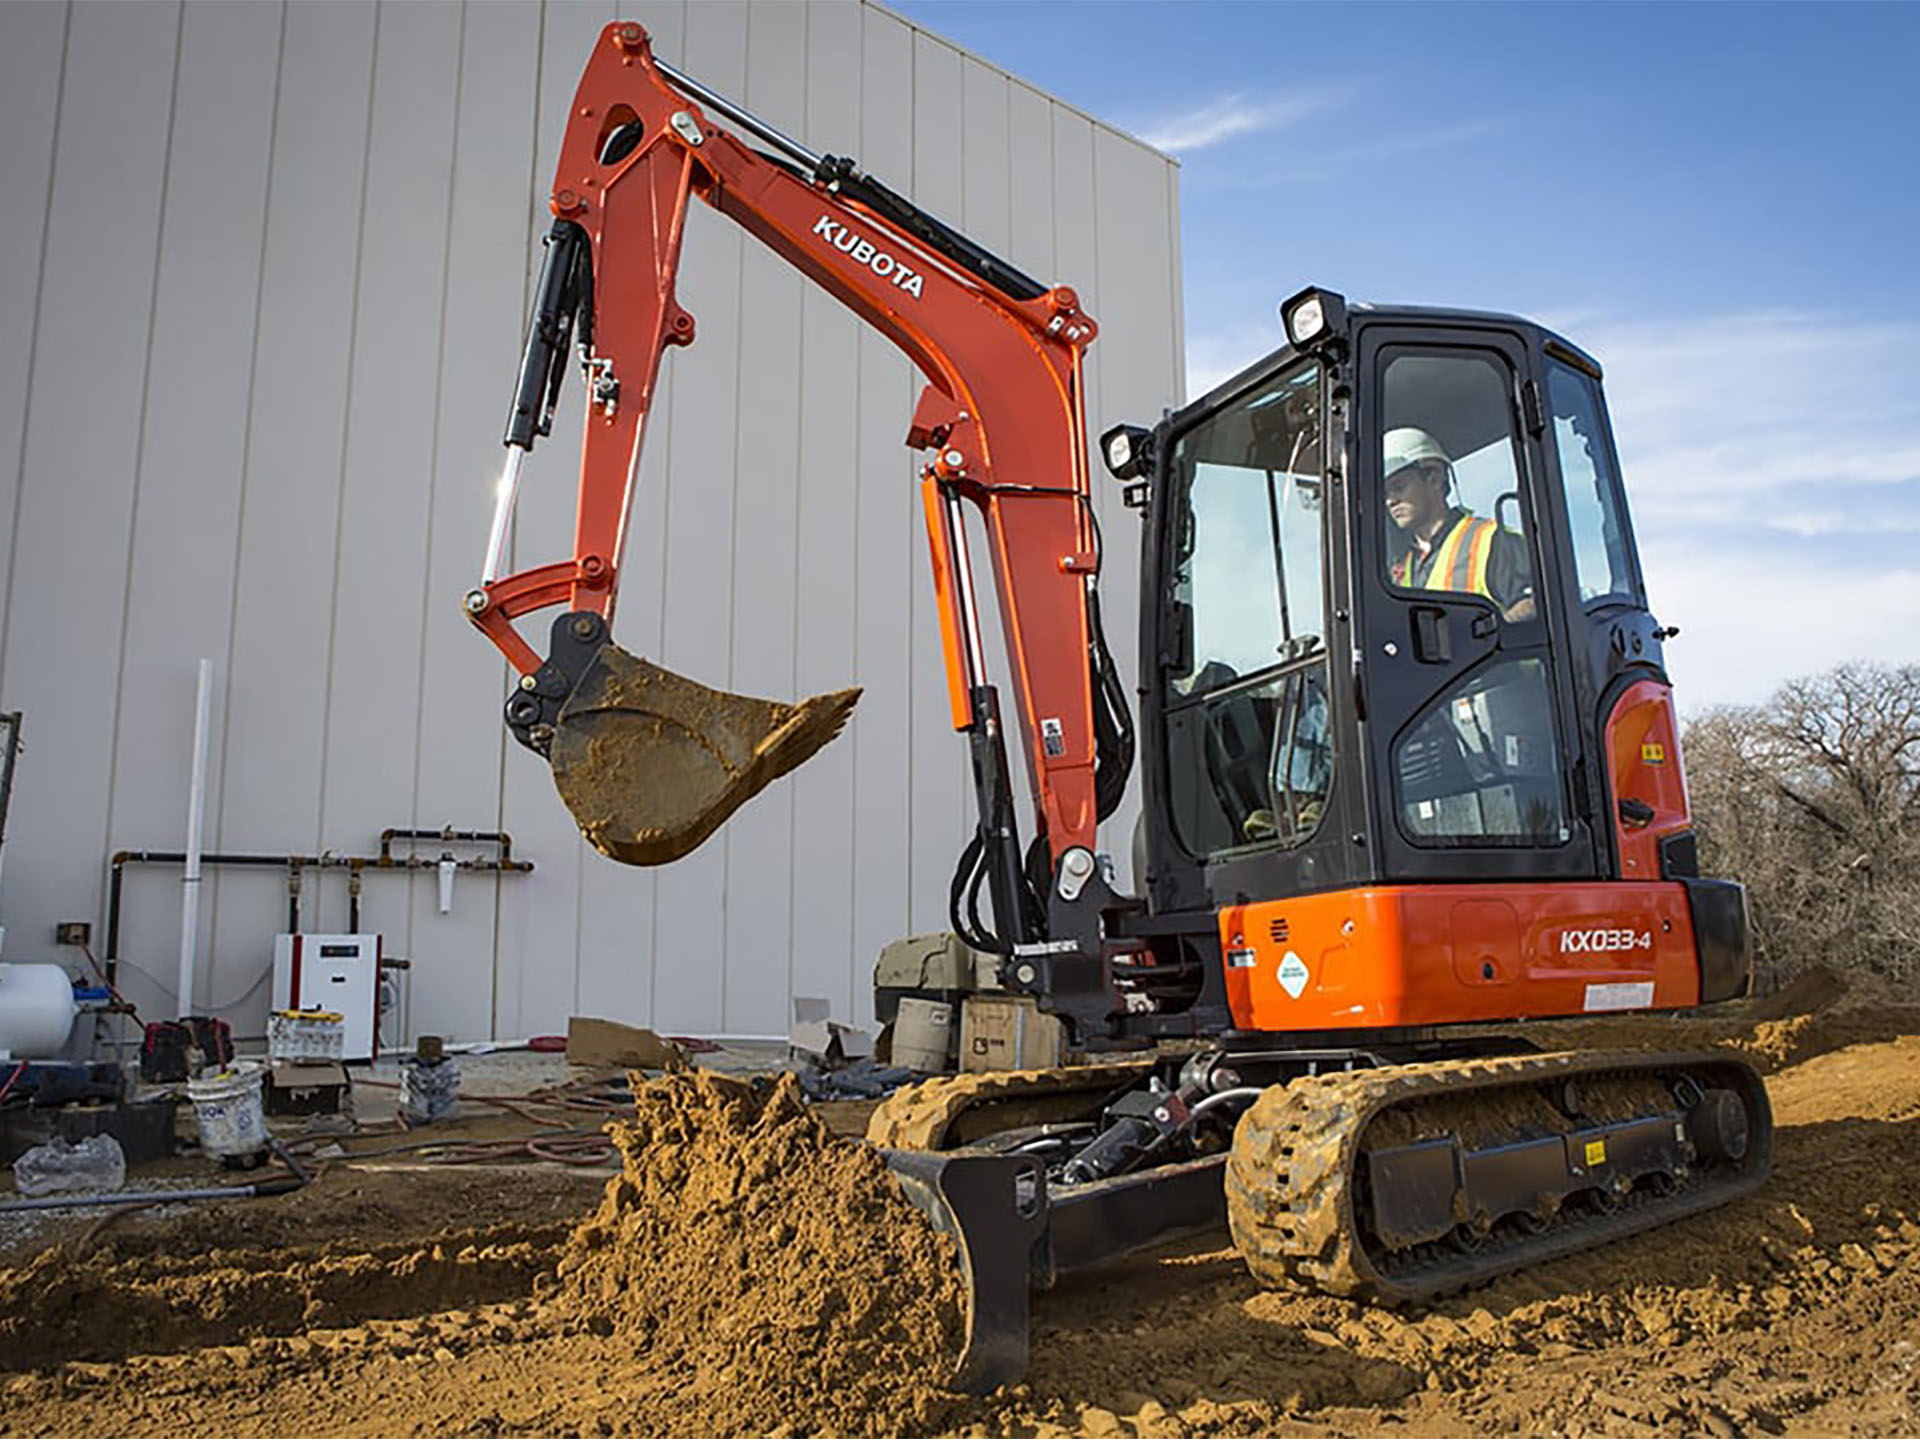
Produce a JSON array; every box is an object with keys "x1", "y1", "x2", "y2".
[
  {"x1": 789, "y1": 997, "x2": 873, "y2": 1068},
  {"x1": 959, "y1": 995, "x2": 1063, "y2": 1073},
  {"x1": 265, "y1": 1062, "x2": 349, "y2": 1117},
  {"x1": 565, "y1": 1017, "x2": 686, "y2": 1072}
]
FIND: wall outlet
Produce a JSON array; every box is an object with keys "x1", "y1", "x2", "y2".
[{"x1": 55, "y1": 921, "x2": 91, "y2": 947}]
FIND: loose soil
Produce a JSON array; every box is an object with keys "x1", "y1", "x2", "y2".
[{"x1": 5, "y1": 975, "x2": 1920, "y2": 1438}]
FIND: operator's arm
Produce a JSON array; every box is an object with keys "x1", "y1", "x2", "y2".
[{"x1": 1489, "y1": 529, "x2": 1537, "y2": 622}]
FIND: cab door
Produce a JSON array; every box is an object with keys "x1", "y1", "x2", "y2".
[{"x1": 1352, "y1": 323, "x2": 1599, "y2": 884}]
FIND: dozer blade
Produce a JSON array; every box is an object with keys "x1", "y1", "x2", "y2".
[
  {"x1": 882, "y1": 1149, "x2": 1047, "y2": 1395},
  {"x1": 549, "y1": 640, "x2": 860, "y2": 865},
  {"x1": 881, "y1": 1144, "x2": 1230, "y2": 1392}
]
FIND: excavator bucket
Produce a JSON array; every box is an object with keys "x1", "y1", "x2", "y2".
[{"x1": 549, "y1": 640, "x2": 860, "y2": 866}]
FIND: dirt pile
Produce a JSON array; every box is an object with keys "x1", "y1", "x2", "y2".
[{"x1": 553, "y1": 1070, "x2": 967, "y2": 1436}]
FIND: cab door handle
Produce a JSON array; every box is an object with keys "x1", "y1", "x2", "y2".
[{"x1": 1411, "y1": 605, "x2": 1451, "y2": 663}]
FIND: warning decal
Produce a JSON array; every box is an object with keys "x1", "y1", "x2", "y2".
[{"x1": 1277, "y1": 951, "x2": 1310, "y2": 999}]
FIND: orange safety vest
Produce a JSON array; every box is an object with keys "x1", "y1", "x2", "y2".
[{"x1": 1393, "y1": 515, "x2": 1499, "y2": 597}]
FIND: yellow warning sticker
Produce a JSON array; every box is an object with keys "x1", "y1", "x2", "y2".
[
  {"x1": 1641, "y1": 742, "x2": 1666, "y2": 763},
  {"x1": 1585, "y1": 1139, "x2": 1607, "y2": 1167}
]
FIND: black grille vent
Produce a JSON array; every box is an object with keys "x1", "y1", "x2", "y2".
[{"x1": 1268, "y1": 916, "x2": 1290, "y2": 944}]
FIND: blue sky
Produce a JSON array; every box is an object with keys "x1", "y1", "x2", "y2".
[{"x1": 893, "y1": 0, "x2": 1920, "y2": 710}]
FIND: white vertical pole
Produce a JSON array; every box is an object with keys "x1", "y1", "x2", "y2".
[{"x1": 177, "y1": 659, "x2": 214, "y2": 1018}]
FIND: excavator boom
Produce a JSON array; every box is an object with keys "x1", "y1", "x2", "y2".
[{"x1": 466, "y1": 21, "x2": 1109, "y2": 885}]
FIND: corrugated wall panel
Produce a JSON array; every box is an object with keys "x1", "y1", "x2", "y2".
[
  {"x1": 107, "y1": 0, "x2": 281, "y2": 1014},
  {"x1": 845, "y1": 5, "x2": 919, "y2": 1022},
  {"x1": 1, "y1": 0, "x2": 178, "y2": 991},
  {"x1": 0, "y1": 1, "x2": 67, "y2": 712},
  {"x1": 0, "y1": 0, "x2": 1182, "y2": 1049},
  {"x1": 413, "y1": 0, "x2": 541, "y2": 1044},
  {"x1": 785, "y1": 0, "x2": 865, "y2": 1023},
  {"x1": 716, "y1": 0, "x2": 810, "y2": 1037},
  {"x1": 318, "y1": 2, "x2": 467, "y2": 1018},
  {"x1": 205, "y1": 0, "x2": 378, "y2": 1022}
]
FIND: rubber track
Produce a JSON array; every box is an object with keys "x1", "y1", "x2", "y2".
[
  {"x1": 866, "y1": 1061, "x2": 1157, "y2": 1151},
  {"x1": 1225, "y1": 1049, "x2": 1772, "y2": 1304}
]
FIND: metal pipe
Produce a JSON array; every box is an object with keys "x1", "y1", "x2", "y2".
[
  {"x1": 0, "y1": 1173, "x2": 305, "y2": 1213},
  {"x1": 176, "y1": 659, "x2": 214, "y2": 1016},
  {"x1": 1188, "y1": 1087, "x2": 1266, "y2": 1121},
  {"x1": 380, "y1": 828, "x2": 515, "y2": 863},
  {"x1": 943, "y1": 492, "x2": 990, "y2": 692},
  {"x1": 481, "y1": 446, "x2": 527, "y2": 585},
  {"x1": 653, "y1": 56, "x2": 823, "y2": 171},
  {"x1": 0, "y1": 712, "x2": 20, "y2": 907},
  {"x1": 105, "y1": 846, "x2": 536, "y2": 992},
  {"x1": 105, "y1": 860, "x2": 124, "y2": 986}
]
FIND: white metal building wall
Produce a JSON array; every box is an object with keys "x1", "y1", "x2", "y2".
[{"x1": 0, "y1": 0, "x2": 1183, "y2": 1043}]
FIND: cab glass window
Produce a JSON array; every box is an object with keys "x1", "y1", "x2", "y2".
[
  {"x1": 1392, "y1": 657, "x2": 1568, "y2": 846},
  {"x1": 1546, "y1": 359, "x2": 1641, "y2": 605},
  {"x1": 1380, "y1": 352, "x2": 1537, "y2": 623},
  {"x1": 1165, "y1": 363, "x2": 1323, "y2": 699},
  {"x1": 1162, "y1": 362, "x2": 1331, "y2": 858},
  {"x1": 1164, "y1": 667, "x2": 1332, "y2": 855}
]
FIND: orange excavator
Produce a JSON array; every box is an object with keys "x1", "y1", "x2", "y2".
[{"x1": 468, "y1": 22, "x2": 1771, "y2": 1389}]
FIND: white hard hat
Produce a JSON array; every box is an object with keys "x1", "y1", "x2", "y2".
[{"x1": 1383, "y1": 426, "x2": 1450, "y2": 480}]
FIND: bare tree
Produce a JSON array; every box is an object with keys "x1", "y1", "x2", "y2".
[{"x1": 1683, "y1": 661, "x2": 1920, "y2": 988}]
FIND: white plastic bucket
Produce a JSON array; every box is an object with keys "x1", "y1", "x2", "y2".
[
  {"x1": 187, "y1": 1061, "x2": 268, "y2": 1159},
  {"x1": 891, "y1": 997, "x2": 954, "y2": 1072}
]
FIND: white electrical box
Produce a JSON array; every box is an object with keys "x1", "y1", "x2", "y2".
[{"x1": 272, "y1": 933, "x2": 381, "y2": 1062}]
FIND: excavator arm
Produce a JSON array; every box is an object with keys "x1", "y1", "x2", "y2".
[{"x1": 467, "y1": 22, "x2": 1125, "y2": 937}]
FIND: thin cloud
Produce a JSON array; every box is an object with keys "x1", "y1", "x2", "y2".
[
  {"x1": 1217, "y1": 118, "x2": 1502, "y2": 187},
  {"x1": 1645, "y1": 543, "x2": 1920, "y2": 709},
  {"x1": 1134, "y1": 92, "x2": 1332, "y2": 155},
  {"x1": 1586, "y1": 312, "x2": 1920, "y2": 506},
  {"x1": 1184, "y1": 322, "x2": 1286, "y2": 398},
  {"x1": 1589, "y1": 309, "x2": 1920, "y2": 703},
  {"x1": 1767, "y1": 508, "x2": 1920, "y2": 539}
]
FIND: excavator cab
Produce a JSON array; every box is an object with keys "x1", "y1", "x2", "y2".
[{"x1": 1093, "y1": 287, "x2": 1747, "y2": 1043}]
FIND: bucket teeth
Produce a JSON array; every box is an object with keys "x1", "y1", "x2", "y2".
[{"x1": 550, "y1": 642, "x2": 860, "y2": 865}]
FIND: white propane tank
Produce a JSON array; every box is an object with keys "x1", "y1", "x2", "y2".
[{"x1": 0, "y1": 963, "x2": 77, "y2": 1059}]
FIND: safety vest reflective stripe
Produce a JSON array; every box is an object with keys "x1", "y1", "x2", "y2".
[
  {"x1": 1407, "y1": 516, "x2": 1501, "y2": 596},
  {"x1": 1462, "y1": 521, "x2": 1497, "y2": 596},
  {"x1": 1425, "y1": 518, "x2": 1474, "y2": 591}
]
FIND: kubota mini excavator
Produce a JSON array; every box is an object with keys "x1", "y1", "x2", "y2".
[{"x1": 466, "y1": 22, "x2": 1771, "y2": 1390}]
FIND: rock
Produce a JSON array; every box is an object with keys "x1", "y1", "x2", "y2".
[
  {"x1": 1839, "y1": 1242, "x2": 1877, "y2": 1272},
  {"x1": 1079, "y1": 1405, "x2": 1127, "y2": 1437}
]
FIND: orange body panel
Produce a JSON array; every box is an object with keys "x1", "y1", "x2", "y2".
[
  {"x1": 1218, "y1": 882, "x2": 1701, "y2": 1031},
  {"x1": 1604, "y1": 679, "x2": 1692, "y2": 880}
]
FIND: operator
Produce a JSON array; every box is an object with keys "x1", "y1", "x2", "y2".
[{"x1": 1382, "y1": 426, "x2": 1536, "y2": 622}]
